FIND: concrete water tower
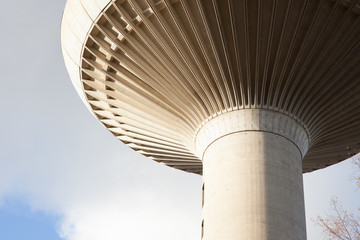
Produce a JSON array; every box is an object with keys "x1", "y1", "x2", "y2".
[{"x1": 61, "y1": 0, "x2": 360, "y2": 239}]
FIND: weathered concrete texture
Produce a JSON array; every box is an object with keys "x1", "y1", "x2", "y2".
[{"x1": 202, "y1": 131, "x2": 306, "y2": 240}]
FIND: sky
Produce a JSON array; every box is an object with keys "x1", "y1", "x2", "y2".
[{"x1": 0, "y1": 1, "x2": 359, "y2": 240}]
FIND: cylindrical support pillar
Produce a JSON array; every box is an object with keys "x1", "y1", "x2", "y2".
[{"x1": 195, "y1": 109, "x2": 309, "y2": 240}]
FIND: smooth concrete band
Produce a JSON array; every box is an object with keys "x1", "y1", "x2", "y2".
[
  {"x1": 199, "y1": 110, "x2": 307, "y2": 240},
  {"x1": 194, "y1": 109, "x2": 309, "y2": 159}
]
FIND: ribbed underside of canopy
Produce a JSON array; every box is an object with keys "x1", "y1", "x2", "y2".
[{"x1": 63, "y1": 0, "x2": 360, "y2": 174}]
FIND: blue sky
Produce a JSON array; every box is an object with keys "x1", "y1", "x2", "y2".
[
  {"x1": 0, "y1": 199, "x2": 60, "y2": 240},
  {"x1": 0, "y1": 1, "x2": 359, "y2": 240}
]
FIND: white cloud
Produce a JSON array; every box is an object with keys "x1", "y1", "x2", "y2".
[{"x1": 0, "y1": 124, "x2": 202, "y2": 240}]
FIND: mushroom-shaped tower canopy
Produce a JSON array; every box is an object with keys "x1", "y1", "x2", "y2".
[{"x1": 61, "y1": 0, "x2": 360, "y2": 175}]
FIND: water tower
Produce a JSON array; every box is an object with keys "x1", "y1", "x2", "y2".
[{"x1": 61, "y1": 0, "x2": 360, "y2": 239}]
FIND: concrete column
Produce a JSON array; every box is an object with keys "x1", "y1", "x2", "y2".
[{"x1": 195, "y1": 109, "x2": 308, "y2": 240}]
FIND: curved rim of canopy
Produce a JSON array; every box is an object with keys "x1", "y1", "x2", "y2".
[{"x1": 61, "y1": 0, "x2": 360, "y2": 175}]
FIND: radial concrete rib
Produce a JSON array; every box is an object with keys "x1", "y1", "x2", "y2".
[
  {"x1": 61, "y1": 0, "x2": 360, "y2": 174},
  {"x1": 61, "y1": 0, "x2": 360, "y2": 239}
]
